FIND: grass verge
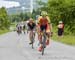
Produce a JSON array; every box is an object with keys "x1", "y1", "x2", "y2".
[
  {"x1": 52, "y1": 33, "x2": 75, "y2": 45},
  {"x1": 0, "y1": 29, "x2": 9, "y2": 35}
]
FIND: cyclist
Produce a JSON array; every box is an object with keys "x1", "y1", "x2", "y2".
[
  {"x1": 16, "y1": 23, "x2": 22, "y2": 34},
  {"x1": 27, "y1": 18, "x2": 36, "y2": 44},
  {"x1": 37, "y1": 11, "x2": 52, "y2": 51}
]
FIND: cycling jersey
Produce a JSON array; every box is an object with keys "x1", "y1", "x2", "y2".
[
  {"x1": 27, "y1": 22, "x2": 36, "y2": 30},
  {"x1": 37, "y1": 16, "x2": 51, "y2": 32},
  {"x1": 38, "y1": 16, "x2": 50, "y2": 25}
]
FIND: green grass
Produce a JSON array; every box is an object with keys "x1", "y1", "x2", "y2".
[
  {"x1": 52, "y1": 25, "x2": 75, "y2": 46},
  {"x1": 0, "y1": 29, "x2": 9, "y2": 35},
  {"x1": 52, "y1": 33, "x2": 75, "y2": 45}
]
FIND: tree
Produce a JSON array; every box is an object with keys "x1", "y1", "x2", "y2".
[
  {"x1": 0, "y1": 7, "x2": 10, "y2": 29},
  {"x1": 36, "y1": 0, "x2": 48, "y2": 12}
]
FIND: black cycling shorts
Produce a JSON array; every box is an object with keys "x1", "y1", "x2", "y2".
[{"x1": 40, "y1": 24, "x2": 47, "y2": 31}]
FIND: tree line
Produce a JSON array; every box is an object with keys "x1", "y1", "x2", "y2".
[{"x1": 0, "y1": 0, "x2": 75, "y2": 35}]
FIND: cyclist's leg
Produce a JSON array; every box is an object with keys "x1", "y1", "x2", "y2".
[
  {"x1": 29, "y1": 32, "x2": 32, "y2": 44},
  {"x1": 32, "y1": 30, "x2": 35, "y2": 43},
  {"x1": 38, "y1": 32, "x2": 42, "y2": 43},
  {"x1": 29, "y1": 30, "x2": 32, "y2": 44},
  {"x1": 33, "y1": 29, "x2": 36, "y2": 39},
  {"x1": 29, "y1": 29, "x2": 34, "y2": 44},
  {"x1": 46, "y1": 25, "x2": 50, "y2": 45},
  {"x1": 45, "y1": 33, "x2": 50, "y2": 45},
  {"x1": 39, "y1": 25, "x2": 46, "y2": 44},
  {"x1": 38, "y1": 25, "x2": 46, "y2": 51},
  {"x1": 38, "y1": 31, "x2": 43, "y2": 51}
]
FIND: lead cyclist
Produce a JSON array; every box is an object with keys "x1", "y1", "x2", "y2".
[{"x1": 37, "y1": 11, "x2": 52, "y2": 52}]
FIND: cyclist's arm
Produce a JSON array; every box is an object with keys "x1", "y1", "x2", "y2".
[
  {"x1": 46, "y1": 16, "x2": 52, "y2": 32},
  {"x1": 46, "y1": 16, "x2": 50, "y2": 24},
  {"x1": 37, "y1": 16, "x2": 42, "y2": 24}
]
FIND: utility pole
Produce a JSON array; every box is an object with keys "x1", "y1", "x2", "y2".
[{"x1": 30, "y1": 0, "x2": 33, "y2": 13}]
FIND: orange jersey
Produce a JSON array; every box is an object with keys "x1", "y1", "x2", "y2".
[
  {"x1": 39, "y1": 18, "x2": 48, "y2": 25},
  {"x1": 38, "y1": 16, "x2": 50, "y2": 26},
  {"x1": 37, "y1": 16, "x2": 51, "y2": 33}
]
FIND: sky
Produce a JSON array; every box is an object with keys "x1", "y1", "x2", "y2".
[
  {"x1": 0, "y1": 0, "x2": 20, "y2": 8},
  {"x1": 0, "y1": 0, "x2": 48, "y2": 8}
]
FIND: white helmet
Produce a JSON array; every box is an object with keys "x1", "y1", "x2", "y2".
[{"x1": 59, "y1": 21, "x2": 63, "y2": 23}]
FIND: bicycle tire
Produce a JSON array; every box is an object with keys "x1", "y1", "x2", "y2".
[{"x1": 42, "y1": 45, "x2": 44, "y2": 55}]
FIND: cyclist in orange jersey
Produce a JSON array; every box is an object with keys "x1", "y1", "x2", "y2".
[{"x1": 37, "y1": 11, "x2": 52, "y2": 51}]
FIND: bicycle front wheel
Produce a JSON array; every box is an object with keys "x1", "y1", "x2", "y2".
[{"x1": 42, "y1": 45, "x2": 44, "y2": 55}]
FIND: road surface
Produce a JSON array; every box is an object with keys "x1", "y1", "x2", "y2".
[{"x1": 0, "y1": 31, "x2": 75, "y2": 60}]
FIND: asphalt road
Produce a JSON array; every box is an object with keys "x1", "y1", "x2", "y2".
[{"x1": 0, "y1": 31, "x2": 75, "y2": 60}]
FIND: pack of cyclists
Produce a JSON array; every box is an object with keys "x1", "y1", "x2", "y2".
[
  {"x1": 16, "y1": 21, "x2": 26, "y2": 34},
  {"x1": 16, "y1": 11, "x2": 53, "y2": 52}
]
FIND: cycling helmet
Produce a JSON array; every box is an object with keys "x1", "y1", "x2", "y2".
[
  {"x1": 41, "y1": 11, "x2": 48, "y2": 16},
  {"x1": 29, "y1": 18, "x2": 33, "y2": 22}
]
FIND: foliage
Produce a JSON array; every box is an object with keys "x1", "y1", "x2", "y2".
[
  {"x1": 0, "y1": 7, "x2": 10, "y2": 29},
  {"x1": 9, "y1": 12, "x2": 31, "y2": 23},
  {"x1": 47, "y1": 0, "x2": 75, "y2": 34}
]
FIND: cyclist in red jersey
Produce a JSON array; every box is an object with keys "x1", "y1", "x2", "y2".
[{"x1": 37, "y1": 11, "x2": 52, "y2": 51}]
